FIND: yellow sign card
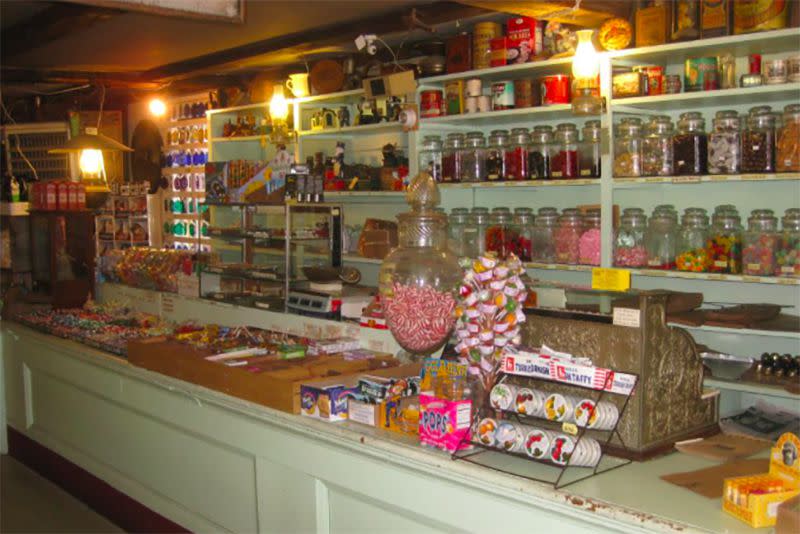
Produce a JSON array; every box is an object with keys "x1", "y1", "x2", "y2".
[{"x1": 591, "y1": 268, "x2": 631, "y2": 291}]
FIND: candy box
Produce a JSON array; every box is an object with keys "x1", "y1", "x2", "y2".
[
  {"x1": 723, "y1": 432, "x2": 800, "y2": 528},
  {"x1": 419, "y1": 392, "x2": 472, "y2": 452},
  {"x1": 300, "y1": 382, "x2": 361, "y2": 422},
  {"x1": 506, "y1": 16, "x2": 543, "y2": 64},
  {"x1": 420, "y1": 359, "x2": 468, "y2": 391},
  {"x1": 348, "y1": 395, "x2": 420, "y2": 436}
]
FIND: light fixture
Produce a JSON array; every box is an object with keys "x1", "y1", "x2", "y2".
[
  {"x1": 148, "y1": 97, "x2": 167, "y2": 117},
  {"x1": 572, "y1": 29, "x2": 600, "y2": 80},
  {"x1": 79, "y1": 149, "x2": 104, "y2": 175},
  {"x1": 269, "y1": 84, "x2": 289, "y2": 122}
]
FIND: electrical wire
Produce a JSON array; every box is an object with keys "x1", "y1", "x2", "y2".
[
  {"x1": 374, "y1": 36, "x2": 404, "y2": 72},
  {"x1": 96, "y1": 83, "x2": 106, "y2": 130},
  {"x1": 0, "y1": 95, "x2": 39, "y2": 182}
]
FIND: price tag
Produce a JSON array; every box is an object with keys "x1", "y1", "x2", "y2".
[
  {"x1": 745, "y1": 174, "x2": 768, "y2": 181},
  {"x1": 645, "y1": 177, "x2": 663, "y2": 183},
  {"x1": 591, "y1": 268, "x2": 631, "y2": 291},
  {"x1": 706, "y1": 274, "x2": 725, "y2": 281},
  {"x1": 742, "y1": 275, "x2": 760, "y2": 283},
  {"x1": 162, "y1": 295, "x2": 175, "y2": 315},
  {"x1": 613, "y1": 307, "x2": 641, "y2": 328},
  {"x1": 672, "y1": 175, "x2": 701, "y2": 184},
  {"x1": 777, "y1": 277, "x2": 798, "y2": 286},
  {"x1": 562, "y1": 422, "x2": 578, "y2": 436},
  {"x1": 709, "y1": 175, "x2": 728, "y2": 181}
]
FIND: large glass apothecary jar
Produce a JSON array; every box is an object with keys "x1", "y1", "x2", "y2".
[
  {"x1": 486, "y1": 129, "x2": 509, "y2": 182},
  {"x1": 614, "y1": 213, "x2": 647, "y2": 267},
  {"x1": 513, "y1": 207, "x2": 534, "y2": 261},
  {"x1": 642, "y1": 116, "x2": 674, "y2": 177},
  {"x1": 707, "y1": 213, "x2": 743, "y2": 274},
  {"x1": 673, "y1": 111, "x2": 708, "y2": 175},
  {"x1": 442, "y1": 133, "x2": 465, "y2": 183},
  {"x1": 613, "y1": 118, "x2": 643, "y2": 177},
  {"x1": 448, "y1": 207, "x2": 477, "y2": 258},
  {"x1": 708, "y1": 111, "x2": 741, "y2": 175},
  {"x1": 645, "y1": 214, "x2": 677, "y2": 269},
  {"x1": 505, "y1": 128, "x2": 530, "y2": 181},
  {"x1": 676, "y1": 213, "x2": 710, "y2": 272},
  {"x1": 470, "y1": 207, "x2": 490, "y2": 256},
  {"x1": 532, "y1": 210, "x2": 558, "y2": 262},
  {"x1": 419, "y1": 135, "x2": 443, "y2": 182},
  {"x1": 552, "y1": 123, "x2": 579, "y2": 179},
  {"x1": 741, "y1": 112, "x2": 777, "y2": 173},
  {"x1": 529, "y1": 125, "x2": 554, "y2": 179},
  {"x1": 486, "y1": 207, "x2": 518, "y2": 257},
  {"x1": 743, "y1": 212, "x2": 779, "y2": 276},
  {"x1": 777, "y1": 104, "x2": 800, "y2": 172},
  {"x1": 579, "y1": 120, "x2": 601, "y2": 178},
  {"x1": 554, "y1": 212, "x2": 583, "y2": 265},
  {"x1": 461, "y1": 131, "x2": 486, "y2": 182},
  {"x1": 579, "y1": 210, "x2": 601, "y2": 265},
  {"x1": 778, "y1": 208, "x2": 800, "y2": 277},
  {"x1": 379, "y1": 172, "x2": 461, "y2": 356}
]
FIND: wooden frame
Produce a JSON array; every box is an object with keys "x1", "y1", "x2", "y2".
[{"x1": 64, "y1": 0, "x2": 245, "y2": 23}]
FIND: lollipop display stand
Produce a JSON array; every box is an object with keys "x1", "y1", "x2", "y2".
[{"x1": 451, "y1": 355, "x2": 639, "y2": 490}]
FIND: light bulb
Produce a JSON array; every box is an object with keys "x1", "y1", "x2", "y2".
[
  {"x1": 79, "y1": 149, "x2": 104, "y2": 175},
  {"x1": 269, "y1": 84, "x2": 289, "y2": 122},
  {"x1": 149, "y1": 98, "x2": 167, "y2": 117},
  {"x1": 572, "y1": 29, "x2": 600, "y2": 80}
]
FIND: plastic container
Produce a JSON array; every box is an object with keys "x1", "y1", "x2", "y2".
[
  {"x1": 485, "y1": 207, "x2": 519, "y2": 258},
  {"x1": 461, "y1": 131, "x2": 486, "y2": 182},
  {"x1": 642, "y1": 116, "x2": 674, "y2": 176},
  {"x1": 778, "y1": 208, "x2": 800, "y2": 277},
  {"x1": 741, "y1": 112, "x2": 777, "y2": 173},
  {"x1": 551, "y1": 123, "x2": 580, "y2": 179},
  {"x1": 743, "y1": 212, "x2": 778, "y2": 276},
  {"x1": 708, "y1": 110, "x2": 742, "y2": 174},
  {"x1": 532, "y1": 210, "x2": 558, "y2": 263},
  {"x1": 513, "y1": 207, "x2": 534, "y2": 261},
  {"x1": 676, "y1": 213, "x2": 710, "y2": 272},
  {"x1": 504, "y1": 128, "x2": 530, "y2": 181},
  {"x1": 673, "y1": 112, "x2": 708, "y2": 175},
  {"x1": 707, "y1": 213, "x2": 743, "y2": 274},
  {"x1": 579, "y1": 211, "x2": 601, "y2": 265},
  {"x1": 614, "y1": 118, "x2": 643, "y2": 177},
  {"x1": 554, "y1": 212, "x2": 583, "y2": 265},
  {"x1": 470, "y1": 207, "x2": 490, "y2": 256},
  {"x1": 614, "y1": 213, "x2": 648, "y2": 267},
  {"x1": 448, "y1": 207, "x2": 477, "y2": 258},
  {"x1": 486, "y1": 130, "x2": 509, "y2": 182},
  {"x1": 645, "y1": 214, "x2": 677, "y2": 269},
  {"x1": 777, "y1": 104, "x2": 800, "y2": 172},
  {"x1": 419, "y1": 135, "x2": 443, "y2": 182},
  {"x1": 529, "y1": 125, "x2": 554, "y2": 180},
  {"x1": 442, "y1": 133, "x2": 465, "y2": 183},
  {"x1": 579, "y1": 120, "x2": 602, "y2": 178}
]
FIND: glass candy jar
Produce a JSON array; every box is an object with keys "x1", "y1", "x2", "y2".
[
  {"x1": 486, "y1": 207, "x2": 520, "y2": 258},
  {"x1": 504, "y1": 128, "x2": 530, "y2": 180},
  {"x1": 707, "y1": 213, "x2": 743, "y2": 273},
  {"x1": 579, "y1": 211, "x2": 601, "y2": 265},
  {"x1": 462, "y1": 131, "x2": 486, "y2": 182},
  {"x1": 614, "y1": 213, "x2": 648, "y2": 267},
  {"x1": 442, "y1": 133, "x2": 465, "y2": 182},
  {"x1": 532, "y1": 211, "x2": 558, "y2": 263},
  {"x1": 708, "y1": 111, "x2": 741, "y2": 175},
  {"x1": 419, "y1": 135, "x2": 443, "y2": 182},
  {"x1": 379, "y1": 171, "x2": 461, "y2": 356},
  {"x1": 448, "y1": 207, "x2": 477, "y2": 258},
  {"x1": 614, "y1": 118, "x2": 643, "y2": 177},
  {"x1": 512, "y1": 207, "x2": 534, "y2": 261},
  {"x1": 676, "y1": 213, "x2": 711, "y2": 272},
  {"x1": 554, "y1": 212, "x2": 583, "y2": 265},
  {"x1": 741, "y1": 112, "x2": 777, "y2": 173},
  {"x1": 777, "y1": 104, "x2": 800, "y2": 172},
  {"x1": 486, "y1": 129, "x2": 509, "y2": 182},
  {"x1": 778, "y1": 208, "x2": 800, "y2": 277},
  {"x1": 579, "y1": 120, "x2": 602, "y2": 178},
  {"x1": 673, "y1": 112, "x2": 708, "y2": 175},
  {"x1": 642, "y1": 116, "x2": 674, "y2": 176},
  {"x1": 471, "y1": 207, "x2": 490, "y2": 256},
  {"x1": 645, "y1": 214, "x2": 678, "y2": 269},
  {"x1": 529, "y1": 125, "x2": 554, "y2": 180},
  {"x1": 743, "y1": 212, "x2": 779, "y2": 276},
  {"x1": 552, "y1": 123, "x2": 580, "y2": 179}
]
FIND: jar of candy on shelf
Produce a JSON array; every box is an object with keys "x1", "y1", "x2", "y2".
[
  {"x1": 741, "y1": 112, "x2": 777, "y2": 173},
  {"x1": 743, "y1": 211, "x2": 779, "y2": 276},
  {"x1": 642, "y1": 116, "x2": 674, "y2": 176},
  {"x1": 486, "y1": 207, "x2": 519, "y2": 258},
  {"x1": 419, "y1": 135, "x2": 443, "y2": 182},
  {"x1": 676, "y1": 213, "x2": 710, "y2": 272},
  {"x1": 461, "y1": 131, "x2": 486, "y2": 182},
  {"x1": 614, "y1": 213, "x2": 648, "y2": 267},
  {"x1": 486, "y1": 130, "x2": 509, "y2": 182},
  {"x1": 708, "y1": 110, "x2": 741, "y2": 175},
  {"x1": 645, "y1": 214, "x2": 677, "y2": 269},
  {"x1": 579, "y1": 211, "x2": 601, "y2": 265},
  {"x1": 554, "y1": 212, "x2": 583, "y2": 265},
  {"x1": 673, "y1": 111, "x2": 708, "y2": 175},
  {"x1": 613, "y1": 118, "x2": 643, "y2": 177},
  {"x1": 505, "y1": 128, "x2": 530, "y2": 180},
  {"x1": 622, "y1": 207, "x2": 646, "y2": 217},
  {"x1": 512, "y1": 207, "x2": 534, "y2": 261},
  {"x1": 529, "y1": 125, "x2": 554, "y2": 179},
  {"x1": 777, "y1": 104, "x2": 800, "y2": 172},
  {"x1": 442, "y1": 133, "x2": 465, "y2": 183},
  {"x1": 552, "y1": 123, "x2": 580, "y2": 179},
  {"x1": 778, "y1": 208, "x2": 800, "y2": 277},
  {"x1": 448, "y1": 207, "x2": 477, "y2": 258},
  {"x1": 707, "y1": 213, "x2": 743, "y2": 274},
  {"x1": 470, "y1": 207, "x2": 490, "y2": 256},
  {"x1": 683, "y1": 207, "x2": 708, "y2": 218},
  {"x1": 532, "y1": 210, "x2": 558, "y2": 263},
  {"x1": 579, "y1": 120, "x2": 602, "y2": 178}
]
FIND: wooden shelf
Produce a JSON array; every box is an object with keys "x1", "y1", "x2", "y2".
[
  {"x1": 0, "y1": 202, "x2": 29, "y2": 216},
  {"x1": 419, "y1": 57, "x2": 572, "y2": 86},
  {"x1": 442, "y1": 178, "x2": 600, "y2": 189},
  {"x1": 420, "y1": 104, "x2": 578, "y2": 127},
  {"x1": 164, "y1": 141, "x2": 206, "y2": 150},
  {"x1": 612, "y1": 83, "x2": 800, "y2": 111},
  {"x1": 292, "y1": 89, "x2": 364, "y2": 105},
  {"x1": 627, "y1": 268, "x2": 799, "y2": 285},
  {"x1": 613, "y1": 173, "x2": 800, "y2": 187},
  {"x1": 298, "y1": 122, "x2": 403, "y2": 138}
]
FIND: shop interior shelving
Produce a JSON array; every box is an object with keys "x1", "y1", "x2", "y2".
[{"x1": 95, "y1": 191, "x2": 150, "y2": 257}]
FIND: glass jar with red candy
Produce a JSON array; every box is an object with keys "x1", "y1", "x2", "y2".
[
  {"x1": 614, "y1": 213, "x2": 648, "y2": 267},
  {"x1": 485, "y1": 207, "x2": 520, "y2": 258},
  {"x1": 579, "y1": 210, "x2": 601, "y2": 265},
  {"x1": 554, "y1": 211, "x2": 583, "y2": 265},
  {"x1": 486, "y1": 130, "x2": 509, "y2": 182},
  {"x1": 512, "y1": 207, "x2": 534, "y2": 261},
  {"x1": 552, "y1": 123, "x2": 579, "y2": 179},
  {"x1": 504, "y1": 128, "x2": 530, "y2": 181},
  {"x1": 442, "y1": 133, "x2": 465, "y2": 183},
  {"x1": 743, "y1": 211, "x2": 778, "y2": 276},
  {"x1": 579, "y1": 120, "x2": 601, "y2": 178}
]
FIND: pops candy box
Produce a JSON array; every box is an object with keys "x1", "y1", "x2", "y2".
[{"x1": 419, "y1": 393, "x2": 472, "y2": 453}]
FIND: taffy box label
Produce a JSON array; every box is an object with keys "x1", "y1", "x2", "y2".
[
  {"x1": 419, "y1": 393, "x2": 472, "y2": 452},
  {"x1": 502, "y1": 351, "x2": 636, "y2": 395},
  {"x1": 420, "y1": 358, "x2": 468, "y2": 391}
]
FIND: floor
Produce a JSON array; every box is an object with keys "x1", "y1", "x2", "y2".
[{"x1": 0, "y1": 455, "x2": 124, "y2": 533}]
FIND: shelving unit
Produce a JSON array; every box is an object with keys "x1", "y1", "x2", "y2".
[{"x1": 95, "y1": 191, "x2": 150, "y2": 257}]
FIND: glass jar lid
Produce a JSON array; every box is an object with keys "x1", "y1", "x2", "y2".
[
  {"x1": 445, "y1": 132, "x2": 465, "y2": 149},
  {"x1": 538, "y1": 206, "x2": 558, "y2": 216},
  {"x1": 747, "y1": 213, "x2": 778, "y2": 231},
  {"x1": 490, "y1": 206, "x2": 512, "y2": 223},
  {"x1": 748, "y1": 113, "x2": 775, "y2": 129},
  {"x1": 558, "y1": 213, "x2": 583, "y2": 226},
  {"x1": 465, "y1": 131, "x2": 486, "y2": 147},
  {"x1": 561, "y1": 207, "x2": 580, "y2": 216},
  {"x1": 513, "y1": 207, "x2": 534, "y2": 224},
  {"x1": 582, "y1": 120, "x2": 602, "y2": 141},
  {"x1": 715, "y1": 110, "x2": 738, "y2": 119},
  {"x1": 449, "y1": 207, "x2": 470, "y2": 224},
  {"x1": 748, "y1": 105, "x2": 772, "y2": 116},
  {"x1": 535, "y1": 212, "x2": 558, "y2": 226},
  {"x1": 713, "y1": 115, "x2": 740, "y2": 130},
  {"x1": 782, "y1": 208, "x2": 800, "y2": 229},
  {"x1": 623, "y1": 207, "x2": 646, "y2": 216},
  {"x1": 617, "y1": 120, "x2": 642, "y2": 136},
  {"x1": 421, "y1": 135, "x2": 443, "y2": 150},
  {"x1": 531, "y1": 125, "x2": 554, "y2": 144},
  {"x1": 678, "y1": 112, "x2": 705, "y2": 132},
  {"x1": 783, "y1": 103, "x2": 800, "y2": 121},
  {"x1": 510, "y1": 127, "x2": 531, "y2": 144},
  {"x1": 681, "y1": 213, "x2": 709, "y2": 227},
  {"x1": 488, "y1": 129, "x2": 509, "y2": 146},
  {"x1": 621, "y1": 213, "x2": 647, "y2": 227},
  {"x1": 556, "y1": 127, "x2": 579, "y2": 143}
]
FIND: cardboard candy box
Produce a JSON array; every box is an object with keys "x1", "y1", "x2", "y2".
[{"x1": 419, "y1": 393, "x2": 472, "y2": 453}]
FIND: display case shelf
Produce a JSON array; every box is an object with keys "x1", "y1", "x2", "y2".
[
  {"x1": 627, "y1": 269, "x2": 799, "y2": 285},
  {"x1": 420, "y1": 57, "x2": 572, "y2": 86},
  {"x1": 612, "y1": 83, "x2": 800, "y2": 111},
  {"x1": 441, "y1": 178, "x2": 600, "y2": 189},
  {"x1": 613, "y1": 173, "x2": 800, "y2": 187},
  {"x1": 672, "y1": 323, "x2": 800, "y2": 340},
  {"x1": 342, "y1": 254, "x2": 383, "y2": 265},
  {"x1": 209, "y1": 135, "x2": 269, "y2": 143},
  {"x1": 703, "y1": 377, "x2": 799, "y2": 401},
  {"x1": 525, "y1": 263, "x2": 594, "y2": 272},
  {"x1": 292, "y1": 89, "x2": 364, "y2": 105},
  {"x1": 0, "y1": 202, "x2": 29, "y2": 216},
  {"x1": 323, "y1": 190, "x2": 406, "y2": 200},
  {"x1": 297, "y1": 121, "x2": 403, "y2": 138},
  {"x1": 420, "y1": 104, "x2": 578, "y2": 127},
  {"x1": 162, "y1": 165, "x2": 205, "y2": 175}
]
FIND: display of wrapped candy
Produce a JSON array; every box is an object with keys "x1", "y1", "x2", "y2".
[
  {"x1": 173, "y1": 324, "x2": 308, "y2": 353},
  {"x1": 578, "y1": 228, "x2": 601, "y2": 266},
  {"x1": 614, "y1": 245, "x2": 648, "y2": 267},
  {"x1": 743, "y1": 235, "x2": 778, "y2": 276},
  {"x1": 382, "y1": 283, "x2": 457, "y2": 354},
  {"x1": 777, "y1": 234, "x2": 800, "y2": 277},
  {"x1": 101, "y1": 248, "x2": 195, "y2": 292},
  {"x1": 676, "y1": 248, "x2": 711, "y2": 272},
  {"x1": 706, "y1": 234, "x2": 742, "y2": 273},
  {"x1": 485, "y1": 225, "x2": 526, "y2": 259}
]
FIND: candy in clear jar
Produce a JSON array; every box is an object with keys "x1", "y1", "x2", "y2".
[
  {"x1": 486, "y1": 129, "x2": 509, "y2": 182},
  {"x1": 742, "y1": 211, "x2": 778, "y2": 276},
  {"x1": 529, "y1": 125, "x2": 553, "y2": 179},
  {"x1": 708, "y1": 110, "x2": 741, "y2": 175},
  {"x1": 554, "y1": 211, "x2": 583, "y2": 265},
  {"x1": 442, "y1": 133, "x2": 465, "y2": 182},
  {"x1": 552, "y1": 123, "x2": 580, "y2": 179},
  {"x1": 579, "y1": 120, "x2": 602, "y2": 178},
  {"x1": 614, "y1": 118, "x2": 643, "y2": 177},
  {"x1": 676, "y1": 212, "x2": 711, "y2": 272},
  {"x1": 642, "y1": 116, "x2": 674, "y2": 176},
  {"x1": 645, "y1": 213, "x2": 677, "y2": 269},
  {"x1": 419, "y1": 135, "x2": 443, "y2": 182},
  {"x1": 579, "y1": 211, "x2": 601, "y2": 265},
  {"x1": 512, "y1": 207, "x2": 534, "y2": 261},
  {"x1": 706, "y1": 211, "x2": 743, "y2": 274},
  {"x1": 614, "y1": 213, "x2": 648, "y2": 267},
  {"x1": 741, "y1": 110, "x2": 776, "y2": 173},
  {"x1": 462, "y1": 131, "x2": 487, "y2": 182},
  {"x1": 673, "y1": 111, "x2": 708, "y2": 175},
  {"x1": 504, "y1": 128, "x2": 530, "y2": 180},
  {"x1": 778, "y1": 208, "x2": 800, "y2": 277},
  {"x1": 485, "y1": 207, "x2": 520, "y2": 258},
  {"x1": 777, "y1": 104, "x2": 800, "y2": 172}
]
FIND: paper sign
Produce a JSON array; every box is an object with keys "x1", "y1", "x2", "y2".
[
  {"x1": 613, "y1": 307, "x2": 641, "y2": 328},
  {"x1": 176, "y1": 273, "x2": 200, "y2": 298},
  {"x1": 592, "y1": 268, "x2": 631, "y2": 291}
]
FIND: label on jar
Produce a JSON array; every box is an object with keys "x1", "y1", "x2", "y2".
[
  {"x1": 782, "y1": 266, "x2": 795, "y2": 274},
  {"x1": 647, "y1": 259, "x2": 662, "y2": 267},
  {"x1": 777, "y1": 277, "x2": 797, "y2": 285},
  {"x1": 673, "y1": 175, "x2": 701, "y2": 183},
  {"x1": 707, "y1": 273, "x2": 725, "y2": 280},
  {"x1": 745, "y1": 174, "x2": 768, "y2": 180},
  {"x1": 580, "y1": 169, "x2": 591, "y2": 176},
  {"x1": 709, "y1": 174, "x2": 728, "y2": 181},
  {"x1": 714, "y1": 260, "x2": 728, "y2": 267},
  {"x1": 742, "y1": 275, "x2": 760, "y2": 283},
  {"x1": 747, "y1": 263, "x2": 761, "y2": 271},
  {"x1": 552, "y1": 171, "x2": 563, "y2": 177}
]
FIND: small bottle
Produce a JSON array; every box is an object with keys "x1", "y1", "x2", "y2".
[
  {"x1": 529, "y1": 125, "x2": 554, "y2": 180},
  {"x1": 673, "y1": 111, "x2": 708, "y2": 175},
  {"x1": 642, "y1": 116, "x2": 674, "y2": 176},
  {"x1": 419, "y1": 135, "x2": 443, "y2": 182},
  {"x1": 614, "y1": 118, "x2": 644, "y2": 177},
  {"x1": 461, "y1": 131, "x2": 486, "y2": 182},
  {"x1": 552, "y1": 123, "x2": 579, "y2": 179},
  {"x1": 708, "y1": 110, "x2": 741, "y2": 175},
  {"x1": 743, "y1": 211, "x2": 779, "y2": 276},
  {"x1": 578, "y1": 120, "x2": 602, "y2": 178},
  {"x1": 442, "y1": 133, "x2": 465, "y2": 183},
  {"x1": 486, "y1": 130, "x2": 509, "y2": 182},
  {"x1": 504, "y1": 128, "x2": 530, "y2": 181}
]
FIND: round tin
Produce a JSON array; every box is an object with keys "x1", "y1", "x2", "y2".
[
  {"x1": 513, "y1": 79, "x2": 534, "y2": 108},
  {"x1": 540, "y1": 74, "x2": 571, "y2": 105},
  {"x1": 664, "y1": 74, "x2": 682, "y2": 94},
  {"x1": 684, "y1": 57, "x2": 718, "y2": 92},
  {"x1": 764, "y1": 58, "x2": 788, "y2": 84},
  {"x1": 740, "y1": 73, "x2": 764, "y2": 88},
  {"x1": 478, "y1": 95, "x2": 492, "y2": 112},
  {"x1": 789, "y1": 56, "x2": 800, "y2": 82},
  {"x1": 749, "y1": 54, "x2": 762, "y2": 75},
  {"x1": 473, "y1": 21, "x2": 502, "y2": 70},
  {"x1": 465, "y1": 96, "x2": 479, "y2": 114},
  {"x1": 491, "y1": 80, "x2": 515, "y2": 110},
  {"x1": 420, "y1": 90, "x2": 444, "y2": 118}
]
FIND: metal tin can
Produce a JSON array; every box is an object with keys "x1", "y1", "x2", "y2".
[
  {"x1": 478, "y1": 95, "x2": 492, "y2": 112},
  {"x1": 540, "y1": 75, "x2": 571, "y2": 105},
  {"x1": 514, "y1": 79, "x2": 534, "y2": 108},
  {"x1": 789, "y1": 56, "x2": 800, "y2": 83},
  {"x1": 664, "y1": 74, "x2": 682, "y2": 93},
  {"x1": 465, "y1": 96, "x2": 479, "y2": 113},
  {"x1": 764, "y1": 58, "x2": 788, "y2": 84},
  {"x1": 472, "y1": 21, "x2": 502, "y2": 70},
  {"x1": 420, "y1": 90, "x2": 444, "y2": 118},
  {"x1": 491, "y1": 81, "x2": 515, "y2": 110},
  {"x1": 633, "y1": 65, "x2": 665, "y2": 95},
  {"x1": 749, "y1": 54, "x2": 762, "y2": 74},
  {"x1": 684, "y1": 57, "x2": 718, "y2": 92}
]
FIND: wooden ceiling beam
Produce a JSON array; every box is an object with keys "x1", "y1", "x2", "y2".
[{"x1": 455, "y1": 1, "x2": 631, "y2": 27}]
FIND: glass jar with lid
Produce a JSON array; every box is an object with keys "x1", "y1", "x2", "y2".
[
  {"x1": 642, "y1": 116, "x2": 674, "y2": 177},
  {"x1": 614, "y1": 213, "x2": 648, "y2": 267},
  {"x1": 742, "y1": 112, "x2": 777, "y2": 173},
  {"x1": 623, "y1": 207, "x2": 646, "y2": 217},
  {"x1": 554, "y1": 212, "x2": 583, "y2": 265},
  {"x1": 707, "y1": 213, "x2": 743, "y2": 273},
  {"x1": 504, "y1": 128, "x2": 530, "y2": 180},
  {"x1": 778, "y1": 208, "x2": 800, "y2": 277},
  {"x1": 513, "y1": 207, "x2": 534, "y2": 261},
  {"x1": 470, "y1": 207, "x2": 490, "y2": 255},
  {"x1": 676, "y1": 213, "x2": 711, "y2": 272},
  {"x1": 673, "y1": 111, "x2": 708, "y2": 175},
  {"x1": 653, "y1": 204, "x2": 679, "y2": 220},
  {"x1": 579, "y1": 120, "x2": 602, "y2": 178},
  {"x1": 442, "y1": 133, "x2": 465, "y2": 183},
  {"x1": 579, "y1": 211, "x2": 601, "y2": 265},
  {"x1": 461, "y1": 131, "x2": 486, "y2": 182},
  {"x1": 532, "y1": 211, "x2": 558, "y2": 263},
  {"x1": 613, "y1": 118, "x2": 643, "y2": 177},
  {"x1": 486, "y1": 130, "x2": 509, "y2": 182},
  {"x1": 529, "y1": 125, "x2": 554, "y2": 179},
  {"x1": 448, "y1": 207, "x2": 477, "y2": 258},
  {"x1": 419, "y1": 135, "x2": 443, "y2": 182},
  {"x1": 645, "y1": 214, "x2": 678, "y2": 269},
  {"x1": 552, "y1": 123, "x2": 580, "y2": 179},
  {"x1": 486, "y1": 207, "x2": 519, "y2": 258},
  {"x1": 743, "y1": 212, "x2": 779, "y2": 275},
  {"x1": 683, "y1": 207, "x2": 708, "y2": 218},
  {"x1": 708, "y1": 110, "x2": 741, "y2": 175},
  {"x1": 777, "y1": 104, "x2": 800, "y2": 172}
]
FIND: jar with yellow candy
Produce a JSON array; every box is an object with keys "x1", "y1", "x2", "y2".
[
  {"x1": 707, "y1": 212, "x2": 743, "y2": 274},
  {"x1": 676, "y1": 212, "x2": 711, "y2": 272}
]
